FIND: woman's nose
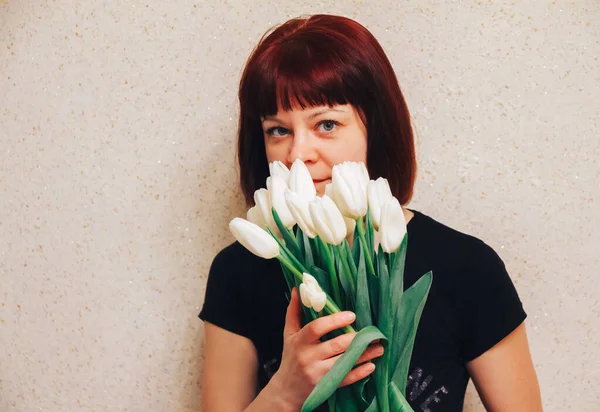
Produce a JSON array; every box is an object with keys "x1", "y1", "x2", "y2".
[{"x1": 287, "y1": 130, "x2": 319, "y2": 165}]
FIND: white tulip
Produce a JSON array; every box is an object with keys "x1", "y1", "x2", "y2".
[
  {"x1": 254, "y1": 188, "x2": 280, "y2": 236},
  {"x1": 267, "y1": 175, "x2": 295, "y2": 228},
  {"x1": 325, "y1": 182, "x2": 357, "y2": 236},
  {"x1": 246, "y1": 205, "x2": 266, "y2": 229},
  {"x1": 379, "y1": 197, "x2": 407, "y2": 253},
  {"x1": 299, "y1": 273, "x2": 327, "y2": 312},
  {"x1": 309, "y1": 195, "x2": 347, "y2": 245},
  {"x1": 289, "y1": 159, "x2": 317, "y2": 200},
  {"x1": 359, "y1": 162, "x2": 370, "y2": 187},
  {"x1": 331, "y1": 161, "x2": 368, "y2": 219},
  {"x1": 229, "y1": 218, "x2": 280, "y2": 259},
  {"x1": 367, "y1": 177, "x2": 393, "y2": 231},
  {"x1": 269, "y1": 160, "x2": 290, "y2": 183},
  {"x1": 284, "y1": 188, "x2": 317, "y2": 238}
]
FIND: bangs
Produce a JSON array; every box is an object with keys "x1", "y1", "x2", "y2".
[{"x1": 249, "y1": 42, "x2": 357, "y2": 118}]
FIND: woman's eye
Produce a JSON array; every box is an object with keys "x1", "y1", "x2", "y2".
[
  {"x1": 318, "y1": 120, "x2": 339, "y2": 133},
  {"x1": 266, "y1": 127, "x2": 289, "y2": 138}
]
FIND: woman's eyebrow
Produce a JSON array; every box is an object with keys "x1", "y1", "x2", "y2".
[
  {"x1": 262, "y1": 108, "x2": 347, "y2": 122},
  {"x1": 307, "y1": 108, "x2": 347, "y2": 119}
]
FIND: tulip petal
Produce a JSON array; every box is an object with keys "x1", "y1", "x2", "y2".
[
  {"x1": 380, "y1": 197, "x2": 407, "y2": 253},
  {"x1": 289, "y1": 159, "x2": 317, "y2": 200},
  {"x1": 367, "y1": 177, "x2": 393, "y2": 231},
  {"x1": 312, "y1": 291, "x2": 327, "y2": 312},
  {"x1": 254, "y1": 188, "x2": 281, "y2": 237},
  {"x1": 285, "y1": 189, "x2": 317, "y2": 238},
  {"x1": 310, "y1": 195, "x2": 347, "y2": 245},
  {"x1": 269, "y1": 160, "x2": 290, "y2": 183},
  {"x1": 268, "y1": 175, "x2": 295, "y2": 228},
  {"x1": 229, "y1": 218, "x2": 280, "y2": 259},
  {"x1": 331, "y1": 162, "x2": 368, "y2": 219}
]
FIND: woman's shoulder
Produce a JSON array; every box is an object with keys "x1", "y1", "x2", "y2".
[
  {"x1": 408, "y1": 208, "x2": 501, "y2": 268},
  {"x1": 210, "y1": 240, "x2": 270, "y2": 276}
]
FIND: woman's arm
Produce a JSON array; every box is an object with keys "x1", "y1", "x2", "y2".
[
  {"x1": 202, "y1": 322, "x2": 291, "y2": 412},
  {"x1": 466, "y1": 322, "x2": 543, "y2": 411}
]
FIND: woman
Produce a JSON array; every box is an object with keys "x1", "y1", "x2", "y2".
[{"x1": 199, "y1": 14, "x2": 542, "y2": 412}]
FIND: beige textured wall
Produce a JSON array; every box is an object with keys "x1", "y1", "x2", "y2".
[{"x1": 1, "y1": 1, "x2": 598, "y2": 411}]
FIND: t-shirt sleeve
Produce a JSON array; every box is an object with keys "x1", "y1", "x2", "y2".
[
  {"x1": 198, "y1": 244, "x2": 253, "y2": 340},
  {"x1": 459, "y1": 240, "x2": 527, "y2": 361}
]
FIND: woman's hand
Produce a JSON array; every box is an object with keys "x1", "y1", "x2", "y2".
[{"x1": 269, "y1": 287, "x2": 384, "y2": 411}]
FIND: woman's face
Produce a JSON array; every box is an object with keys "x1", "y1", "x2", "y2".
[{"x1": 261, "y1": 104, "x2": 368, "y2": 195}]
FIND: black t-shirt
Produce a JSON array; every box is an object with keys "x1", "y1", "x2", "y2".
[{"x1": 199, "y1": 209, "x2": 527, "y2": 411}]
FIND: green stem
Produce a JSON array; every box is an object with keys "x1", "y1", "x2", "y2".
[
  {"x1": 335, "y1": 244, "x2": 356, "y2": 293},
  {"x1": 355, "y1": 217, "x2": 375, "y2": 276},
  {"x1": 319, "y1": 238, "x2": 343, "y2": 307}
]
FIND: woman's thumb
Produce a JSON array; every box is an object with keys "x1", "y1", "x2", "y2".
[{"x1": 283, "y1": 287, "x2": 303, "y2": 336}]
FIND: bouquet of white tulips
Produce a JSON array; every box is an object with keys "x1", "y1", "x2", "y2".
[{"x1": 229, "y1": 159, "x2": 433, "y2": 412}]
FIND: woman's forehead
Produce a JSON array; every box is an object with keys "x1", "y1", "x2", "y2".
[{"x1": 261, "y1": 104, "x2": 354, "y2": 120}]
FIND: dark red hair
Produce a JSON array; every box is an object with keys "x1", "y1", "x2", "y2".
[{"x1": 237, "y1": 14, "x2": 417, "y2": 206}]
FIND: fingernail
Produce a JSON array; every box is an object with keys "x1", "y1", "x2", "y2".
[
  {"x1": 342, "y1": 312, "x2": 356, "y2": 322},
  {"x1": 375, "y1": 346, "x2": 384, "y2": 356},
  {"x1": 367, "y1": 362, "x2": 376, "y2": 372}
]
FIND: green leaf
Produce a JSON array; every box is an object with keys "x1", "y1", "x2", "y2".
[
  {"x1": 389, "y1": 382, "x2": 414, "y2": 412},
  {"x1": 272, "y1": 209, "x2": 301, "y2": 258},
  {"x1": 343, "y1": 240, "x2": 358, "y2": 281},
  {"x1": 374, "y1": 245, "x2": 391, "y2": 411},
  {"x1": 389, "y1": 235, "x2": 408, "y2": 289},
  {"x1": 303, "y1": 231, "x2": 315, "y2": 267},
  {"x1": 365, "y1": 398, "x2": 379, "y2": 412},
  {"x1": 327, "y1": 391, "x2": 336, "y2": 412},
  {"x1": 295, "y1": 226, "x2": 306, "y2": 262},
  {"x1": 355, "y1": 240, "x2": 372, "y2": 330},
  {"x1": 352, "y1": 222, "x2": 361, "y2": 266},
  {"x1": 387, "y1": 234, "x2": 407, "y2": 375},
  {"x1": 376, "y1": 245, "x2": 392, "y2": 337},
  {"x1": 351, "y1": 375, "x2": 372, "y2": 409},
  {"x1": 335, "y1": 254, "x2": 354, "y2": 310},
  {"x1": 391, "y1": 271, "x2": 433, "y2": 396},
  {"x1": 367, "y1": 270, "x2": 379, "y2": 322},
  {"x1": 301, "y1": 326, "x2": 386, "y2": 412},
  {"x1": 334, "y1": 386, "x2": 361, "y2": 412},
  {"x1": 365, "y1": 209, "x2": 375, "y2": 261}
]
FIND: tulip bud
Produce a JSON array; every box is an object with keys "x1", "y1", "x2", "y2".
[
  {"x1": 284, "y1": 188, "x2": 317, "y2": 238},
  {"x1": 309, "y1": 195, "x2": 347, "y2": 245},
  {"x1": 269, "y1": 160, "x2": 290, "y2": 183},
  {"x1": 254, "y1": 188, "x2": 281, "y2": 237},
  {"x1": 299, "y1": 273, "x2": 327, "y2": 312},
  {"x1": 267, "y1": 175, "x2": 295, "y2": 229},
  {"x1": 289, "y1": 159, "x2": 317, "y2": 200},
  {"x1": 367, "y1": 177, "x2": 393, "y2": 231},
  {"x1": 331, "y1": 161, "x2": 368, "y2": 219},
  {"x1": 229, "y1": 218, "x2": 280, "y2": 259},
  {"x1": 379, "y1": 197, "x2": 407, "y2": 253}
]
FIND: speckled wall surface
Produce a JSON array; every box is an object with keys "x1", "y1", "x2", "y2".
[{"x1": 1, "y1": 1, "x2": 598, "y2": 411}]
